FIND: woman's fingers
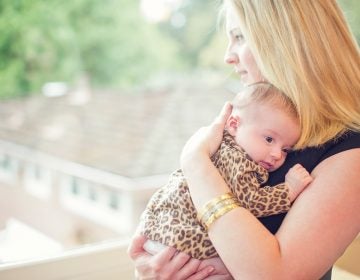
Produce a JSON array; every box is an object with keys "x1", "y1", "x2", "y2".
[
  {"x1": 206, "y1": 275, "x2": 233, "y2": 280},
  {"x1": 156, "y1": 252, "x2": 193, "y2": 280},
  {"x1": 128, "y1": 235, "x2": 210, "y2": 279},
  {"x1": 165, "y1": 252, "x2": 192, "y2": 275},
  {"x1": 185, "y1": 263, "x2": 215, "y2": 280},
  {"x1": 147, "y1": 249, "x2": 206, "y2": 280},
  {"x1": 151, "y1": 245, "x2": 177, "y2": 270},
  {"x1": 127, "y1": 235, "x2": 157, "y2": 278},
  {"x1": 174, "y1": 254, "x2": 204, "y2": 280},
  {"x1": 213, "y1": 102, "x2": 232, "y2": 125},
  {"x1": 127, "y1": 234, "x2": 148, "y2": 259},
  {"x1": 181, "y1": 101, "x2": 232, "y2": 169}
]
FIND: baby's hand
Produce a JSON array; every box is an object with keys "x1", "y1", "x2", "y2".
[{"x1": 285, "y1": 163, "x2": 313, "y2": 202}]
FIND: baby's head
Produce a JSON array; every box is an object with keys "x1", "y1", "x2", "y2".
[{"x1": 226, "y1": 83, "x2": 300, "y2": 172}]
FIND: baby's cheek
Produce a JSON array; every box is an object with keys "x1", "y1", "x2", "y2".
[{"x1": 273, "y1": 157, "x2": 286, "y2": 171}]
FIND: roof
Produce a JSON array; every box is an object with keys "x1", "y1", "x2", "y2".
[{"x1": 0, "y1": 79, "x2": 236, "y2": 177}]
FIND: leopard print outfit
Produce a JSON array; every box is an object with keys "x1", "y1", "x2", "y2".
[{"x1": 140, "y1": 131, "x2": 291, "y2": 259}]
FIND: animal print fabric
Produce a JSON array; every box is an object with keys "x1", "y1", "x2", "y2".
[{"x1": 140, "y1": 131, "x2": 291, "y2": 259}]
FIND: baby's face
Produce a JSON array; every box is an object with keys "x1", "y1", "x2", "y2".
[{"x1": 228, "y1": 102, "x2": 300, "y2": 172}]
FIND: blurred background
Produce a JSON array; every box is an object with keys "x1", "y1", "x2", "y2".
[
  {"x1": 0, "y1": 0, "x2": 357, "y2": 99},
  {"x1": 0, "y1": 0, "x2": 230, "y2": 99},
  {"x1": 0, "y1": 0, "x2": 358, "y2": 272}
]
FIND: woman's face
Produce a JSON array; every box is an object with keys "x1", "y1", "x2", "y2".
[{"x1": 224, "y1": 8, "x2": 264, "y2": 85}]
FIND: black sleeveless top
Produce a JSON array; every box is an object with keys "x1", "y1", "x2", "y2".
[{"x1": 259, "y1": 130, "x2": 360, "y2": 279}]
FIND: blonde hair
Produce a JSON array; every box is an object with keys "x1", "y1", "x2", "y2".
[{"x1": 225, "y1": 0, "x2": 360, "y2": 148}]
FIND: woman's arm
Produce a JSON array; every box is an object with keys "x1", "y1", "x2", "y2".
[
  {"x1": 181, "y1": 111, "x2": 360, "y2": 279},
  {"x1": 127, "y1": 234, "x2": 217, "y2": 279}
]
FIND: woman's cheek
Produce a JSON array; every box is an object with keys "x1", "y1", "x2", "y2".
[{"x1": 242, "y1": 47, "x2": 263, "y2": 83}]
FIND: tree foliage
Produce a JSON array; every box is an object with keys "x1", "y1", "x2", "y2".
[
  {"x1": 0, "y1": 0, "x2": 359, "y2": 99},
  {"x1": 338, "y1": 0, "x2": 360, "y2": 43},
  {"x1": 0, "y1": 0, "x2": 180, "y2": 98},
  {"x1": 158, "y1": 0, "x2": 220, "y2": 67}
]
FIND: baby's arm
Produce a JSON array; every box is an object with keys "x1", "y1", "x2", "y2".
[
  {"x1": 242, "y1": 164, "x2": 312, "y2": 217},
  {"x1": 285, "y1": 163, "x2": 313, "y2": 202}
]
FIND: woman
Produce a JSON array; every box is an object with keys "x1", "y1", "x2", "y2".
[{"x1": 128, "y1": 0, "x2": 360, "y2": 279}]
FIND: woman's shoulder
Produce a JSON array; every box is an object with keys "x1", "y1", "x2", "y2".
[
  {"x1": 296, "y1": 130, "x2": 360, "y2": 170},
  {"x1": 270, "y1": 130, "x2": 360, "y2": 183},
  {"x1": 260, "y1": 130, "x2": 360, "y2": 234},
  {"x1": 318, "y1": 130, "x2": 360, "y2": 160}
]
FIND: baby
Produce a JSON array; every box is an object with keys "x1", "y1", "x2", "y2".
[{"x1": 139, "y1": 83, "x2": 312, "y2": 259}]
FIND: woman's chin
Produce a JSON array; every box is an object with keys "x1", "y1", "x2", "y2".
[
  {"x1": 240, "y1": 74, "x2": 267, "y2": 86},
  {"x1": 240, "y1": 76, "x2": 258, "y2": 86}
]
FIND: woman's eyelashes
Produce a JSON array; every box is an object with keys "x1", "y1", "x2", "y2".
[
  {"x1": 235, "y1": 34, "x2": 244, "y2": 42},
  {"x1": 230, "y1": 28, "x2": 245, "y2": 43},
  {"x1": 233, "y1": 33, "x2": 244, "y2": 44}
]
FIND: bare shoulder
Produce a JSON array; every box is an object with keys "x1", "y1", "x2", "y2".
[
  {"x1": 276, "y1": 148, "x2": 360, "y2": 276},
  {"x1": 310, "y1": 148, "x2": 360, "y2": 229},
  {"x1": 313, "y1": 147, "x2": 360, "y2": 176}
]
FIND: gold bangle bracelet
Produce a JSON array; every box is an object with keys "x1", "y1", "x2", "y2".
[
  {"x1": 204, "y1": 203, "x2": 240, "y2": 230},
  {"x1": 198, "y1": 197, "x2": 238, "y2": 223},
  {"x1": 197, "y1": 192, "x2": 235, "y2": 222}
]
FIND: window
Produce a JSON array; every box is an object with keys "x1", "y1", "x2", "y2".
[
  {"x1": 88, "y1": 186, "x2": 97, "y2": 202},
  {"x1": 109, "y1": 193, "x2": 119, "y2": 210},
  {"x1": 71, "y1": 177, "x2": 79, "y2": 195},
  {"x1": 0, "y1": 155, "x2": 11, "y2": 170}
]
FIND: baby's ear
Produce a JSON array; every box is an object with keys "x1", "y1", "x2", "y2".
[{"x1": 226, "y1": 115, "x2": 240, "y2": 136}]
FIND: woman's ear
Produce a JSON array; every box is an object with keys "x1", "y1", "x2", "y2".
[{"x1": 226, "y1": 115, "x2": 240, "y2": 136}]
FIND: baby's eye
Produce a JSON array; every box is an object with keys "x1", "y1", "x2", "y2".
[
  {"x1": 282, "y1": 148, "x2": 291, "y2": 153},
  {"x1": 265, "y1": 136, "x2": 273, "y2": 143}
]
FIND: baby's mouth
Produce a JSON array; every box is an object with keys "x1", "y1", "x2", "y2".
[{"x1": 259, "y1": 161, "x2": 273, "y2": 171}]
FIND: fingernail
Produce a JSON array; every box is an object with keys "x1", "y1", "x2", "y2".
[{"x1": 208, "y1": 266, "x2": 215, "y2": 273}]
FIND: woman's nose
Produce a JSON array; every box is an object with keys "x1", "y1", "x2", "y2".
[{"x1": 224, "y1": 51, "x2": 239, "y2": 65}]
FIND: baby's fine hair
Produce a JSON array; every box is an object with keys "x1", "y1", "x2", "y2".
[{"x1": 232, "y1": 82, "x2": 298, "y2": 120}]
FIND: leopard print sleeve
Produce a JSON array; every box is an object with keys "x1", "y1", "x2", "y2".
[
  {"x1": 216, "y1": 131, "x2": 291, "y2": 217},
  {"x1": 246, "y1": 182, "x2": 291, "y2": 217}
]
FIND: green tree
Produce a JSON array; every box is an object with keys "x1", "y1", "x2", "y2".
[
  {"x1": 0, "y1": 0, "x2": 180, "y2": 98},
  {"x1": 1, "y1": 0, "x2": 357, "y2": 99},
  {"x1": 158, "y1": 0, "x2": 220, "y2": 68},
  {"x1": 0, "y1": 0, "x2": 79, "y2": 98},
  {"x1": 338, "y1": 0, "x2": 360, "y2": 43},
  {"x1": 64, "y1": 0, "x2": 180, "y2": 87}
]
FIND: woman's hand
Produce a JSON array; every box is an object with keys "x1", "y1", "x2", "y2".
[
  {"x1": 198, "y1": 257, "x2": 234, "y2": 280},
  {"x1": 127, "y1": 234, "x2": 215, "y2": 280},
  {"x1": 180, "y1": 102, "x2": 232, "y2": 168}
]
